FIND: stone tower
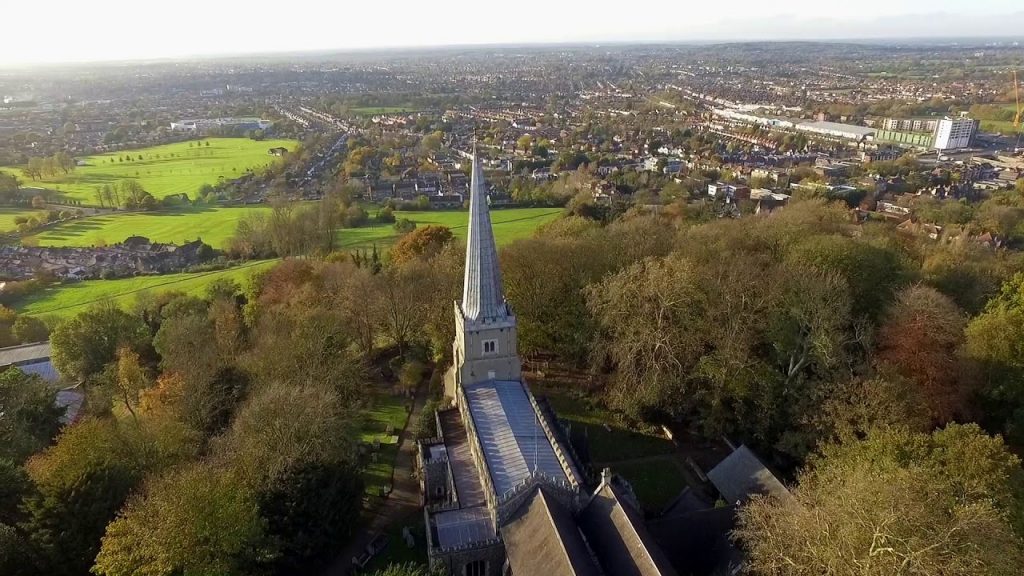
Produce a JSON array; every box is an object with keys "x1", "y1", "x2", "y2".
[{"x1": 445, "y1": 148, "x2": 521, "y2": 400}]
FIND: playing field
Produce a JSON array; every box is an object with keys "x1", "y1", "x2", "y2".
[
  {"x1": 15, "y1": 259, "x2": 278, "y2": 320},
  {"x1": 29, "y1": 205, "x2": 271, "y2": 249},
  {"x1": 28, "y1": 206, "x2": 563, "y2": 250},
  {"x1": 0, "y1": 138, "x2": 297, "y2": 205},
  {"x1": 0, "y1": 207, "x2": 45, "y2": 233},
  {"x1": 337, "y1": 207, "x2": 562, "y2": 249}
]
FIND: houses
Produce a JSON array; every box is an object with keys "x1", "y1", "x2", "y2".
[
  {"x1": 707, "y1": 182, "x2": 751, "y2": 202},
  {"x1": 0, "y1": 237, "x2": 213, "y2": 282},
  {"x1": 267, "y1": 146, "x2": 288, "y2": 156}
]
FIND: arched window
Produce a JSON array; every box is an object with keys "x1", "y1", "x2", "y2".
[{"x1": 464, "y1": 560, "x2": 487, "y2": 576}]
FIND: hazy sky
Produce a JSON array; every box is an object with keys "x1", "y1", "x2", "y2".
[{"x1": 1, "y1": 0, "x2": 1022, "y2": 65}]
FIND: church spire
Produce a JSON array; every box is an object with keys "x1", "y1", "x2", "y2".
[{"x1": 462, "y1": 145, "x2": 508, "y2": 323}]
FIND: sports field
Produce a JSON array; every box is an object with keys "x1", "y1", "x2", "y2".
[
  {"x1": 0, "y1": 207, "x2": 44, "y2": 233},
  {"x1": 29, "y1": 205, "x2": 271, "y2": 249},
  {"x1": 0, "y1": 138, "x2": 297, "y2": 205},
  {"x1": 336, "y1": 207, "x2": 562, "y2": 249},
  {"x1": 29, "y1": 206, "x2": 563, "y2": 250},
  {"x1": 15, "y1": 259, "x2": 277, "y2": 320}
]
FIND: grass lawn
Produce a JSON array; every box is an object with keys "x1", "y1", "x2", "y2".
[
  {"x1": 980, "y1": 119, "x2": 1021, "y2": 135},
  {"x1": 13, "y1": 259, "x2": 277, "y2": 320},
  {"x1": 360, "y1": 391, "x2": 411, "y2": 495},
  {"x1": 0, "y1": 137, "x2": 297, "y2": 205},
  {"x1": 613, "y1": 458, "x2": 689, "y2": 514},
  {"x1": 0, "y1": 207, "x2": 43, "y2": 233},
  {"x1": 359, "y1": 512, "x2": 428, "y2": 573},
  {"x1": 28, "y1": 205, "x2": 271, "y2": 249},
  {"x1": 339, "y1": 207, "x2": 562, "y2": 250},
  {"x1": 539, "y1": 388, "x2": 675, "y2": 464},
  {"x1": 28, "y1": 206, "x2": 561, "y2": 251}
]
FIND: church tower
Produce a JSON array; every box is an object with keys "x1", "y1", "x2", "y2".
[{"x1": 445, "y1": 148, "x2": 521, "y2": 399}]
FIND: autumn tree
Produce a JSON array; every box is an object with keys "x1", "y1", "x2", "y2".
[
  {"x1": 736, "y1": 424, "x2": 1024, "y2": 576},
  {"x1": 876, "y1": 285, "x2": 970, "y2": 424},
  {"x1": 389, "y1": 224, "x2": 454, "y2": 264}
]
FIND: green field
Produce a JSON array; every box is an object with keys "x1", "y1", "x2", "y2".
[
  {"x1": 14, "y1": 260, "x2": 277, "y2": 320},
  {"x1": 1, "y1": 138, "x2": 297, "y2": 205},
  {"x1": 337, "y1": 207, "x2": 562, "y2": 249},
  {"x1": 29, "y1": 206, "x2": 562, "y2": 250},
  {"x1": 0, "y1": 207, "x2": 44, "y2": 233},
  {"x1": 29, "y1": 206, "x2": 271, "y2": 249}
]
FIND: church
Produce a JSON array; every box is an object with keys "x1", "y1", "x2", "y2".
[{"x1": 417, "y1": 149, "x2": 678, "y2": 576}]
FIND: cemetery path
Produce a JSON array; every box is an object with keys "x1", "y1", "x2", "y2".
[{"x1": 323, "y1": 383, "x2": 428, "y2": 576}]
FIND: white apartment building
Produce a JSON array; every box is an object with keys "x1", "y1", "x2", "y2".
[{"x1": 933, "y1": 117, "x2": 978, "y2": 150}]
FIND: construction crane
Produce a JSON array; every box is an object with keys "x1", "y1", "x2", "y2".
[{"x1": 1014, "y1": 70, "x2": 1023, "y2": 151}]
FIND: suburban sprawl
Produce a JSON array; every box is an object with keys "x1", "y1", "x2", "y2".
[{"x1": 2, "y1": 38, "x2": 1024, "y2": 576}]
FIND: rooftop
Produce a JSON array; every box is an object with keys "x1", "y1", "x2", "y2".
[
  {"x1": 707, "y1": 445, "x2": 792, "y2": 505},
  {"x1": 464, "y1": 379, "x2": 568, "y2": 496},
  {"x1": 0, "y1": 341, "x2": 52, "y2": 368}
]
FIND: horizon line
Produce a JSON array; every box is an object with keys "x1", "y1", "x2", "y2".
[{"x1": 2, "y1": 34, "x2": 1022, "y2": 71}]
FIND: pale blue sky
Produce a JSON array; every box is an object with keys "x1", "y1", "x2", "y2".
[{"x1": 1, "y1": 0, "x2": 1021, "y2": 65}]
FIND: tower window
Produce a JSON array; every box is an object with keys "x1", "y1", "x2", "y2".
[
  {"x1": 464, "y1": 560, "x2": 487, "y2": 576},
  {"x1": 482, "y1": 340, "x2": 497, "y2": 355}
]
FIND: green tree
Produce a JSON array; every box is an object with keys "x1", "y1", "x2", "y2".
[
  {"x1": 93, "y1": 463, "x2": 265, "y2": 576},
  {"x1": 965, "y1": 272, "x2": 1024, "y2": 443},
  {"x1": 50, "y1": 303, "x2": 150, "y2": 381},
  {"x1": 736, "y1": 424, "x2": 1024, "y2": 576},
  {"x1": 0, "y1": 368, "x2": 63, "y2": 463},
  {"x1": 11, "y1": 316, "x2": 49, "y2": 344},
  {"x1": 21, "y1": 419, "x2": 144, "y2": 576}
]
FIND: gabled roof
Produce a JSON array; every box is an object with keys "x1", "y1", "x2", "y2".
[
  {"x1": 463, "y1": 379, "x2": 569, "y2": 497},
  {"x1": 579, "y1": 480, "x2": 679, "y2": 576},
  {"x1": 461, "y1": 147, "x2": 508, "y2": 323},
  {"x1": 707, "y1": 445, "x2": 791, "y2": 505},
  {"x1": 501, "y1": 488, "x2": 600, "y2": 576}
]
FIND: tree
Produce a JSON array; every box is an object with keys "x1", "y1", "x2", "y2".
[
  {"x1": 12, "y1": 315, "x2": 49, "y2": 344},
  {"x1": 389, "y1": 225, "x2": 453, "y2": 264},
  {"x1": 876, "y1": 285, "x2": 970, "y2": 424},
  {"x1": 114, "y1": 346, "x2": 152, "y2": 422},
  {"x1": 21, "y1": 419, "x2": 144, "y2": 576},
  {"x1": 0, "y1": 458, "x2": 31, "y2": 525},
  {"x1": 394, "y1": 218, "x2": 417, "y2": 234},
  {"x1": 785, "y1": 234, "x2": 910, "y2": 322},
  {"x1": 50, "y1": 303, "x2": 150, "y2": 381},
  {"x1": 0, "y1": 368, "x2": 63, "y2": 463},
  {"x1": 735, "y1": 424, "x2": 1024, "y2": 576},
  {"x1": 93, "y1": 464, "x2": 265, "y2": 576},
  {"x1": 964, "y1": 272, "x2": 1024, "y2": 443},
  {"x1": 516, "y1": 134, "x2": 533, "y2": 153},
  {"x1": 256, "y1": 461, "x2": 362, "y2": 571}
]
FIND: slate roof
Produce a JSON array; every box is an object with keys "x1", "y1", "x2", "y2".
[
  {"x1": 461, "y1": 147, "x2": 508, "y2": 323},
  {"x1": 0, "y1": 341, "x2": 52, "y2": 368},
  {"x1": 501, "y1": 488, "x2": 600, "y2": 576},
  {"x1": 578, "y1": 480, "x2": 679, "y2": 576},
  {"x1": 463, "y1": 380, "x2": 568, "y2": 496},
  {"x1": 707, "y1": 445, "x2": 792, "y2": 505}
]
